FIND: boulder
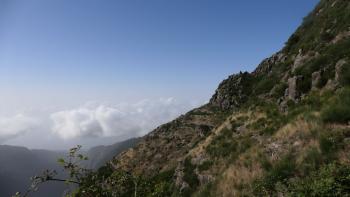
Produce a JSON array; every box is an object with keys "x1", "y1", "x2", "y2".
[
  {"x1": 331, "y1": 31, "x2": 350, "y2": 44},
  {"x1": 311, "y1": 70, "x2": 323, "y2": 90},
  {"x1": 174, "y1": 162, "x2": 189, "y2": 191},
  {"x1": 286, "y1": 76, "x2": 304, "y2": 101},
  {"x1": 197, "y1": 174, "x2": 214, "y2": 185},
  {"x1": 335, "y1": 59, "x2": 347, "y2": 82},
  {"x1": 292, "y1": 50, "x2": 319, "y2": 72}
]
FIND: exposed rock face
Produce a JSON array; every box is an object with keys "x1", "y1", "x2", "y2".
[
  {"x1": 191, "y1": 154, "x2": 208, "y2": 166},
  {"x1": 292, "y1": 50, "x2": 308, "y2": 72},
  {"x1": 311, "y1": 70, "x2": 323, "y2": 90},
  {"x1": 174, "y1": 162, "x2": 189, "y2": 192},
  {"x1": 332, "y1": 30, "x2": 350, "y2": 44},
  {"x1": 335, "y1": 59, "x2": 347, "y2": 82},
  {"x1": 292, "y1": 51, "x2": 318, "y2": 72},
  {"x1": 253, "y1": 52, "x2": 286, "y2": 76},
  {"x1": 197, "y1": 173, "x2": 214, "y2": 185},
  {"x1": 210, "y1": 72, "x2": 252, "y2": 110},
  {"x1": 286, "y1": 76, "x2": 304, "y2": 101}
]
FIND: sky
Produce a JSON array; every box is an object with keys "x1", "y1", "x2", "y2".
[{"x1": 0, "y1": 0, "x2": 319, "y2": 150}]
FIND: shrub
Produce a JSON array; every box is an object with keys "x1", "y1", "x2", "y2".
[
  {"x1": 182, "y1": 157, "x2": 199, "y2": 196},
  {"x1": 253, "y1": 75, "x2": 278, "y2": 95},
  {"x1": 287, "y1": 163, "x2": 350, "y2": 196},
  {"x1": 206, "y1": 128, "x2": 236, "y2": 158},
  {"x1": 318, "y1": 129, "x2": 344, "y2": 162},
  {"x1": 271, "y1": 82, "x2": 288, "y2": 99},
  {"x1": 198, "y1": 161, "x2": 213, "y2": 172},
  {"x1": 339, "y1": 62, "x2": 350, "y2": 86},
  {"x1": 299, "y1": 148, "x2": 322, "y2": 176},
  {"x1": 253, "y1": 154, "x2": 296, "y2": 195},
  {"x1": 321, "y1": 88, "x2": 350, "y2": 123}
]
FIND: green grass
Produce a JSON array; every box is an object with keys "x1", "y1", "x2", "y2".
[
  {"x1": 198, "y1": 161, "x2": 213, "y2": 172},
  {"x1": 287, "y1": 163, "x2": 350, "y2": 197},
  {"x1": 253, "y1": 154, "x2": 296, "y2": 196},
  {"x1": 182, "y1": 157, "x2": 200, "y2": 197},
  {"x1": 339, "y1": 62, "x2": 350, "y2": 86},
  {"x1": 321, "y1": 88, "x2": 350, "y2": 124}
]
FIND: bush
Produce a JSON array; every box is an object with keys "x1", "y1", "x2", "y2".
[
  {"x1": 253, "y1": 154, "x2": 296, "y2": 195},
  {"x1": 299, "y1": 148, "x2": 322, "y2": 176},
  {"x1": 182, "y1": 157, "x2": 199, "y2": 196},
  {"x1": 206, "y1": 128, "x2": 237, "y2": 158},
  {"x1": 321, "y1": 88, "x2": 350, "y2": 123},
  {"x1": 339, "y1": 62, "x2": 350, "y2": 86},
  {"x1": 287, "y1": 163, "x2": 350, "y2": 196},
  {"x1": 271, "y1": 83, "x2": 288, "y2": 99},
  {"x1": 253, "y1": 75, "x2": 278, "y2": 95},
  {"x1": 198, "y1": 161, "x2": 213, "y2": 172}
]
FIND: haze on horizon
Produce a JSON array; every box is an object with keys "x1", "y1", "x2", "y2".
[{"x1": 0, "y1": 0, "x2": 318, "y2": 150}]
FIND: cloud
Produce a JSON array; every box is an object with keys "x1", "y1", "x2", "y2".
[
  {"x1": 0, "y1": 114, "x2": 39, "y2": 143},
  {"x1": 50, "y1": 98, "x2": 196, "y2": 140}
]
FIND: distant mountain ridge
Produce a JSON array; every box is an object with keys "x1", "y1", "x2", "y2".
[
  {"x1": 0, "y1": 138, "x2": 138, "y2": 196},
  {"x1": 0, "y1": 145, "x2": 66, "y2": 197},
  {"x1": 86, "y1": 138, "x2": 140, "y2": 169}
]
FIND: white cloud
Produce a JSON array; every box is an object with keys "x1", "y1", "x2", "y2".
[
  {"x1": 50, "y1": 98, "x2": 196, "y2": 140},
  {"x1": 0, "y1": 114, "x2": 39, "y2": 143}
]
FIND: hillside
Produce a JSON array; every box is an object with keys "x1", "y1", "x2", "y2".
[
  {"x1": 86, "y1": 138, "x2": 140, "y2": 169},
  {"x1": 72, "y1": 0, "x2": 350, "y2": 196}
]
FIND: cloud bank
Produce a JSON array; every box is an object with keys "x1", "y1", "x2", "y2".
[
  {"x1": 50, "y1": 98, "x2": 196, "y2": 140},
  {"x1": 0, "y1": 114, "x2": 39, "y2": 143}
]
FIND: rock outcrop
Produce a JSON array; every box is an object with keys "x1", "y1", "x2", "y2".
[
  {"x1": 285, "y1": 76, "x2": 304, "y2": 101},
  {"x1": 292, "y1": 50, "x2": 319, "y2": 72},
  {"x1": 335, "y1": 59, "x2": 347, "y2": 82},
  {"x1": 311, "y1": 70, "x2": 323, "y2": 90},
  {"x1": 210, "y1": 72, "x2": 252, "y2": 110}
]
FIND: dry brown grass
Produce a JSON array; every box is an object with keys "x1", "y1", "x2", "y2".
[
  {"x1": 216, "y1": 147, "x2": 263, "y2": 197},
  {"x1": 274, "y1": 118, "x2": 316, "y2": 140}
]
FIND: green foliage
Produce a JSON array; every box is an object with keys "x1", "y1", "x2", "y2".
[
  {"x1": 198, "y1": 161, "x2": 213, "y2": 172},
  {"x1": 293, "y1": 55, "x2": 332, "y2": 93},
  {"x1": 271, "y1": 82, "x2": 288, "y2": 99},
  {"x1": 77, "y1": 167, "x2": 175, "y2": 197},
  {"x1": 253, "y1": 154, "x2": 296, "y2": 196},
  {"x1": 284, "y1": 0, "x2": 350, "y2": 54},
  {"x1": 206, "y1": 122, "x2": 254, "y2": 161},
  {"x1": 318, "y1": 129, "x2": 345, "y2": 163},
  {"x1": 298, "y1": 148, "x2": 323, "y2": 176},
  {"x1": 194, "y1": 183, "x2": 214, "y2": 197},
  {"x1": 248, "y1": 103, "x2": 289, "y2": 135},
  {"x1": 339, "y1": 62, "x2": 350, "y2": 86},
  {"x1": 253, "y1": 74, "x2": 278, "y2": 95},
  {"x1": 287, "y1": 163, "x2": 350, "y2": 197},
  {"x1": 321, "y1": 88, "x2": 350, "y2": 123},
  {"x1": 182, "y1": 157, "x2": 199, "y2": 196},
  {"x1": 206, "y1": 128, "x2": 236, "y2": 158}
]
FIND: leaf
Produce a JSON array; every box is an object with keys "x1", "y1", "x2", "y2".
[{"x1": 57, "y1": 158, "x2": 65, "y2": 164}]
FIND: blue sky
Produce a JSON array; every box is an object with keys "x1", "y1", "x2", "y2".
[{"x1": 0, "y1": 0, "x2": 319, "y2": 149}]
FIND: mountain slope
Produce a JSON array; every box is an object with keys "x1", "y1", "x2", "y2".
[
  {"x1": 76, "y1": 0, "x2": 350, "y2": 196},
  {"x1": 86, "y1": 138, "x2": 140, "y2": 169}
]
